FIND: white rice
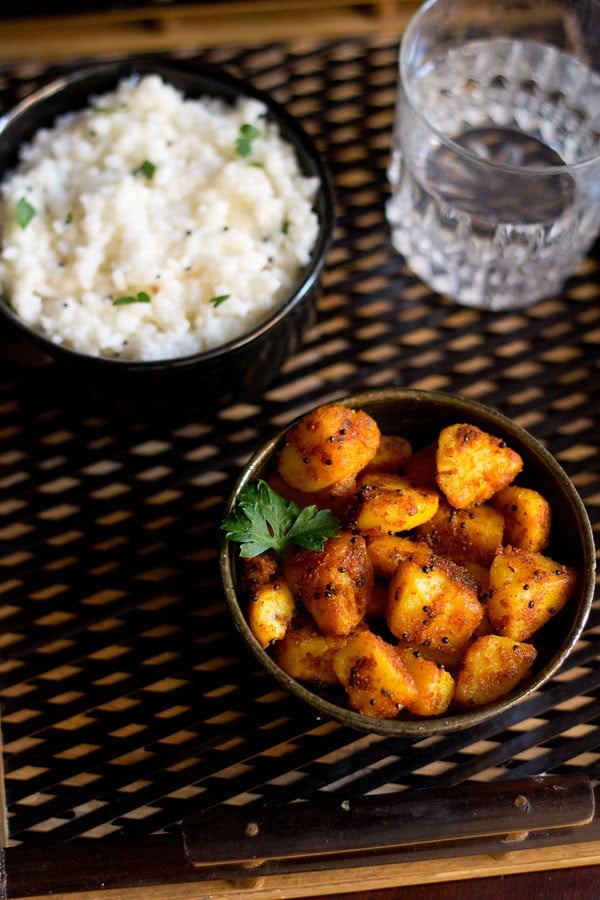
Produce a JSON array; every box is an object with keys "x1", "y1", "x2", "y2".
[{"x1": 0, "y1": 74, "x2": 320, "y2": 361}]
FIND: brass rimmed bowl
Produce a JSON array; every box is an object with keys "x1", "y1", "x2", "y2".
[{"x1": 220, "y1": 388, "x2": 595, "y2": 737}]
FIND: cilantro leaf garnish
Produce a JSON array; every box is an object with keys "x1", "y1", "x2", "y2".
[
  {"x1": 209, "y1": 294, "x2": 230, "y2": 308},
  {"x1": 132, "y1": 160, "x2": 156, "y2": 179},
  {"x1": 235, "y1": 123, "x2": 260, "y2": 158},
  {"x1": 16, "y1": 196, "x2": 36, "y2": 229},
  {"x1": 221, "y1": 479, "x2": 341, "y2": 559},
  {"x1": 113, "y1": 291, "x2": 151, "y2": 306}
]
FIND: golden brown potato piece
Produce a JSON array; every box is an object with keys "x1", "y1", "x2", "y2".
[
  {"x1": 490, "y1": 485, "x2": 551, "y2": 552},
  {"x1": 487, "y1": 545, "x2": 577, "y2": 641},
  {"x1": 354, "y1": 473, "x2": 440, "y2": 535},
  {"x1": 248, "y1": 578, "x2": 296, "y2": 649},
  {"x1": 415, "y1": 498, "x2": 504, "y2": 567},
  {"x1": 462, "y1": 562, "x2": 491, "y2": 597},
  {"x1": 284, "y1": 531, "x2": 373, "y2": 636},
  {"x1": 365, "y1": 533, "x2": 430, "y2": 581},
  {"x1": 333, "y1": 630, "x2": 418, "y2": 718},
  {"x1": 387, "y1": 553, "x2": 483, "y2": 657},
  {"x1": 454, "y1": 634, "x2": 537, "y2": 708},
  {"x1": 268, "y1": 470, "x2": 357, "y2": 521},
  {"x1": 402, "y1": 442, "x2": 438, "y2": 489},
  {"x1": 277, "y1": 404, "x2": 380, "y2": 492},
  {"x1": 242, "y1": 550, "x2": 280, "y2": 592},
  {"x1": 436, "y1": 423, "x2": 523, "y2": 508},
  {"x1": 274, "y1": 616, "x2": 360, "y2": 684},
  {"x1": 361, "y1": 434, "x2": 413, "y2": 474},
  {"x1": 396, "y1": 648, "x2": 455, "y2": 716},
  {"x1": 366, "y1": 580, "x2": 389, "y2": 620}
]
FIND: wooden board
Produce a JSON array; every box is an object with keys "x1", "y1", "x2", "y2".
[
  {"x1": 0, "y1": 1, "x2": 419, "y2": 63},
  {"x1": 0, "y1": 26, "x2": 598, "y2": 900}
]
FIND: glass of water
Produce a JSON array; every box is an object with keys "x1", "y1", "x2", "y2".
[{"x1": 386, "y1": 0, "x2": 600, "y2": 310}]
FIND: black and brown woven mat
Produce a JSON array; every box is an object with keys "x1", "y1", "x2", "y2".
[{"x1": 0, "y1": 34, "x2": 598, "y2": 895}]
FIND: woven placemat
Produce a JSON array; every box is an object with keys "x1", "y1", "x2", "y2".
[{"x1": 0, "y1": 36, "x2": 598, "y2": 848}]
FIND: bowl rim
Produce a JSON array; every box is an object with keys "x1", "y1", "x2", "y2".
[
  {"x1": 0, "y1": 59, "x2": 336, "y2": 370},
  {"x1": 220, "y1": 387, "x2": 596, "y2": 737}
]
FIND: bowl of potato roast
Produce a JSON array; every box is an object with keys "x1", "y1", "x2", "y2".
[{"x1": 220, "y1": 388, "x2": 595, "y2": 736}]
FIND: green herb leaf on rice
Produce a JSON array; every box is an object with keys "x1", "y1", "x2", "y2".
[
  {"x1": 16, "y1": 197, "x2": 36, "y2": 229},
  {"x1": 209, "y1": 294, "x2": 230, "y2": 308},
  {"x1": 113, "y1": 291, "x2": 151, "y2": 306},
  {"x1": 132, "y1": 160, "x2": 156, "y2": 179},
  {"x1": 235, "y1": 123, "x2": 260, "y2": 158}
]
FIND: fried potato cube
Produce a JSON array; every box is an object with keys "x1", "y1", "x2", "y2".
[
  {"x1": 361, "y1": 434, "x2": 413, "y2": 474},
  {"x1": 402, "y1": 442, "x2": 438, "y2": 489},
  {"x1": 366, "y1": 533, "x2": 430, "y2": 580},
  {"x1": 454, "y1": 635, "x2": 537, "y2": 708},
  {"x1": 396, "y1": 648, "x2": 455, "y2": 716},
  {"x1": 333, "y1": 630, "x2": 418, "y2": 718},
  {"x1": 462, "y1": 562, "x2": 490, "y2": 597},
  {"x1": 366, "y1": 580, "x2": 389, "y2": 620},
  {"x1": 284, "y1": 531, "x2": 373, "y2": 636},
  {"x1": 436, "y1": 423, "x2": 523, "y2": 508},
  {"x1": 354, "y1": 473, "x2": 439, "y2": 535},
  {"x1": 268, "y1": 470, "x2": 357, "y2": 521},
  {"x1": 415, "y1": 499, "x2": 504, "y2": 567},
  {"x1": 387, "y1": 554, "x2": 483, "y2": 657},
  {"x1": 490, "y1": 485, "x2": 551, "y2": 552},
  {"x1": 277, "y1": 404, "x2": 380, "y2": 492},
  {"x1": 248, "y1": 578, "x2": 296, "y2": 649},
  {"x1": 487, "y1": 545, "x2": 577, "y2": 641},
  {"x1": 397, "y1": 642, "x2": 463, "y2": 672},
  {"x1": 274, "y1": 617, "x2": 359, "y2": 685},
  {"x1": 242, "y1": 550, "x2": 280, "y2": 592}
]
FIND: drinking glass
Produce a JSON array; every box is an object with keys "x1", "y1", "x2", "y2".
[{"x1": 386, "y1": 0, "x2": 600, "y2": 310}]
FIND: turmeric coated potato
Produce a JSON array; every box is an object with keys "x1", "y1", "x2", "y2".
[
  {"x1": 247, "y1": 577, "x2": 296, "y2": 649},
  {"x1": 361, "y1": 434, "x2": 413, "y2": 474},
  {"x1": 402, "y1": 442, "x2": 438, "y2": 489},
  {"x1": 274, "y1": 615, "x2": 361, "y2": 685},
  {"x1": 268, "y1": 469, "x2": 357, "y2": 520},
  {"x1": 366, "y1": 533, "x2": 430, "y2": 581},
  {"x1": 491, "y1": 485, "x2": 551, "y2": 552},
  {"x1": 333, "y1": 630, "x2": 418, "y2": 718},
  {"x1": 277, "y1": 404, "x2": 380, "y2": 492},
  {"x1": 487, "y1": 545, "x2": 577, "y2": 642},
  {"x1": 416, "y1": 498, "x2": 504, "y2": 567},
  {"x1": 436, "y1": 423, "x2": 523, "y2": 508},
  {"x1": 396, "y1": 648, "x2": 455, "y2": 716},
  {"x1": 454, "y1": 635, "x2": 537, "y2": 708},
  {"x1": 354, "y1": 472, "x2": 439, "y2": 535},
  {"x1": 387, "y1": 553, "x2": 483, "y2": 657},
  {"x1": 284, "y1": 531, "x2": 373, "y2": 636}
]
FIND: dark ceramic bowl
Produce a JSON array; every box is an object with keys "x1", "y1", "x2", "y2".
[
  {"x1": 0, "y1": 60, "x2": 335, "y2": 412},
  {"x1": 220, "y1": 388, "x2": 595, "y2": 737}
]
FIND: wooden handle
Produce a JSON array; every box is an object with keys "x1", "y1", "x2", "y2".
[{"x1": 182, "y1": 774, "x2": 595, "y2": 868}]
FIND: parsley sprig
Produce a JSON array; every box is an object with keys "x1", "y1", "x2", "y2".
[{"x1": 221, "y1": 479, "x2": 341, "y2": 559}]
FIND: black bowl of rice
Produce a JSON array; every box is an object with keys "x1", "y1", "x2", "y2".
[{"x1": 0, "y1": 60, "x2": 335, "y2": 411}]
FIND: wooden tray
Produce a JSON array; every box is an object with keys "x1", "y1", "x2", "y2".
[{"x1": 0, "y1": 30, "x2": 598, "y2": 899}]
